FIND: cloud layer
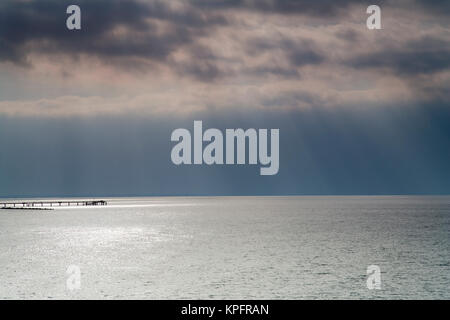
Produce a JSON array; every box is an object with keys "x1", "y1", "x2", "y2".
[{"x1": 0, "y1": 0, "x2": 449, "y2": 116}]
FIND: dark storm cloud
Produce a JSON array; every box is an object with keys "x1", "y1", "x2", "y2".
[
  {"x1": 171, "y1": 44, "x2": 229, "y2": 81},
  {"x1": 176, "y1": 37, "x2": 317, "y2": 81},
  {"x1": 334, "y1": 29, "x2": 361, "y2": 43},
  {"x1": 0, "y1": 0, "x2": 226, "y2": 64},
  {"x1": 349, "y1": 37, "x2": 450, "y2": 75},
  {"x1": 1, "y1": 0, "x2": 449, "y2": 88},
  {"x1": 190, "y1": 0, "x2": 450, "y2": 17},
  {"x1": 247, "y1": 38, "x2": 324, "y2": 67},
  {"x1": 179, "y1": 60, "x2": 223, "y2": 82},
  {"x1": 415, "y1": 0, "x2": 450, "y2": 15},
  {"x1": 190, "y1": 0, "x2": 379, "y2": 17},
  {"x1": 1, "y1": 0, "x2": 448, "y2": 82},
  {"x1": 1, "y1": 1, "x2": 450, "y2": 197}
]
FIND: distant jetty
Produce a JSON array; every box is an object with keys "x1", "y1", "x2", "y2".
[
  {"x1": 1, "y1": 207, "x2": 54, "y2": 211},
  {"x1": 1, "y1": 200, "x2": 107, "y2": 210}
]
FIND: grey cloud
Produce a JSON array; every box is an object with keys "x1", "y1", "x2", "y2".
[
  {"x1": 335, "y1": 29, "x2": 361, "y2": 43},
  {"x1": 248, "y1": 38, "x2": 324, "y2": 67},
  {"x1": 349, "y1": 37, "x2": 450, "y2": 75},
  {"x1": 190, "y1": 0, "x2": 450, "y2": 18},
  {"x1": 415, "y1": 0, "x2": 450, "y2": 15},
  {"x1": 248, "y1": 66, "x2": 300, "y2": 78},
  {"x1": 190, "y1": 0, "x2": 380, "y2": 17},
  {"x1": 0, "y1": 0, "x2": 226, "y2": 65},
  {"x1": 1, "y1": 0, "x2": 449, "y2": 87},
  {"x1": 179, "y1": 60, "x2": 223, "y2": 82},
  {"x1": 174, "y1": 38, "x2": 311, "y2": 81}
]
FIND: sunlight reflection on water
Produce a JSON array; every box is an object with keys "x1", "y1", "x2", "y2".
[{"x1": 0, "y1": 196, "x2": 449, "y2": 299}]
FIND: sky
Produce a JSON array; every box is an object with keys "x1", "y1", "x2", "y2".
[{"x1": 0, "y1": 0, "x2": 449, "y2": 197}]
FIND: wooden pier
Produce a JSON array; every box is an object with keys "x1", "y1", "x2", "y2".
[{"x1": 1, "y1": 200, "x2": 107, "y2": 209}]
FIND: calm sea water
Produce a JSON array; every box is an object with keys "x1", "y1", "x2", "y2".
[{"x1": 0, "y1": 196, "x2": 449, "y2": 299}]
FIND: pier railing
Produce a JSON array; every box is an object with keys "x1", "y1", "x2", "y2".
[{"x1": 1, "y1": 200, "x2": 107, "y2": 208}]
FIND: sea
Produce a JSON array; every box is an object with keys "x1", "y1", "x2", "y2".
[{"x1": 0, "y1": 196, "x2": 449, "y2": 299}]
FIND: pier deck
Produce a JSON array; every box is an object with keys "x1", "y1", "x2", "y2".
[{"x1": 1, "y1": 200, "x2": 107, "y2": 209}]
